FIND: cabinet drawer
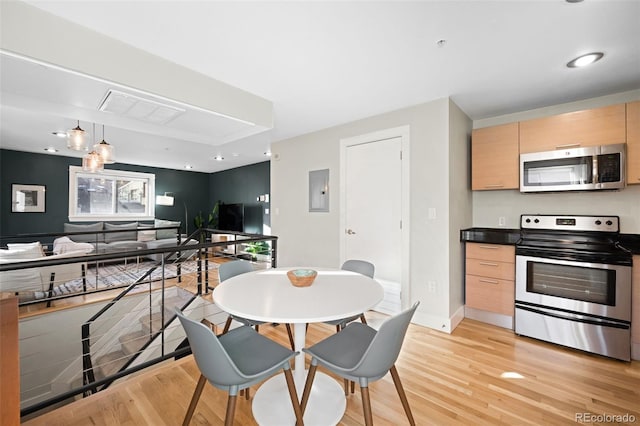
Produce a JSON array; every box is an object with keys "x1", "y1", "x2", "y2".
[
  {"x1": 465, "y1": 274, "x2": 514, "y2": 316},
  {"x1": 466, "y1": 257, "x2": 515, "y2": 281},
  {"x1": 466, "y1": 243, "x2": 515, "y2": 263},
  {"x1": 632, "y1": 255, "x2": 640, "y2": 344}
]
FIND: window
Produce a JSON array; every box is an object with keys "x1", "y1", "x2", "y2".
[{"x1": 68, "y1": 166, "x2": 155, "y2": 221}]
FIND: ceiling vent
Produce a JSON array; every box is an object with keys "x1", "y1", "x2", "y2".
[{"x1": 98, "y1": 89, "x2": 185, "y2": 124}]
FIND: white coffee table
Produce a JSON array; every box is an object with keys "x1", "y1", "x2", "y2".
[{"x1": 213, "y1": 267, "x2": 384, "y2": 426}]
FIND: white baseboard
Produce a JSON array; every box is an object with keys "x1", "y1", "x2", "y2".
[{"x1": 411, "y1": 305, "x2": 465, "y2": 334}]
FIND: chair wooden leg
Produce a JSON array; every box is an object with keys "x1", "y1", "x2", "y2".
[
  {"x1": 224, "y1": 394, "x2": 238, "y2": 426},
  {"x1": 285, "y1": 324, "x2": 295, "y2": 350},
  {"x1": 255, "y1": 324, "x2": 260, "y2": 332},
  {"x1": 183, "y1": 374, "x2": 207, "y2": 426},
  {"x1": 300, "y1": 363, "x2": 318, "y2": 415},
  {"x1": 343, "y1": 379, "x2": 349, "y2": 396},
  {"x1": 351, "y1": 380, "x2": 355, "y2": 394},
  {"x1": 360, "y1": 313, "x2": 367, "y2": 324},
  {"x1": 222, "y1": 316, "x2": 233, "y2": 334},
  {"x1": 360, "y1": 385, "x2": 374, "y2": 426},
  {"x1": 283, "y1": 368, "x2": 304, "y2": 426},
  {"x1": 390, "y1": 365, "x2": 415, "y2": 426},
  {"x1": 336, "y1": 324, "x2": 341, "y2": 333}
]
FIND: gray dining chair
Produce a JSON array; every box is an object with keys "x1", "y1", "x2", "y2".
[
  {"x1": 175, "y1": 308, "x2": 303, "y2": 426},
  {"x1": 219, "y1": 260, "x2": 295, "y2": 350},
  {"x1": 323, "y1": 259, "x2": 375, "y2": 332},
  {"x1": 301, "y1": 302, "x2": 420, "y2": 426}
]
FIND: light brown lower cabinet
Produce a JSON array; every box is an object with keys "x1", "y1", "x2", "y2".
[
  {"x1": 632, "y1": 255, "x2": 640, "y2": 360},
  {"x1": 465, "y1": 243, "x2": 515, "y2": 328}
]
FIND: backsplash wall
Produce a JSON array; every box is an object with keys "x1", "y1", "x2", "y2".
[{"x1": 472, "y1": 184, "x2": 640, "y2": 233}]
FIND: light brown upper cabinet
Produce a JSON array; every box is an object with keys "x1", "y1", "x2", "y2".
[
  {"x1": 627, "y1": 101, "x2": 640, "y2": 184},
  {"x1": 471, "y1": 122, "x2": 519, "y2": 190},
  {"x1": 519, "y1": 104, "x2": 626, "y2": 154}
]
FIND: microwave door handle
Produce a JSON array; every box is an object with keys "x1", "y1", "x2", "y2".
[{"x1": 592, "y1": 155, "x2": 598, "y2": 185}]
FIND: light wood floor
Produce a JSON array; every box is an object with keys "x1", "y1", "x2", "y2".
[{"x1": 22, "y1": 312, "x2": 640, "y2": 426}]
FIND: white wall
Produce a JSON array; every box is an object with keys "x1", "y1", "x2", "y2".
[
  {"x1": 271, "y1": 97, "x2": 473, "y2": 331},
  {"x1": 448, "y1": 100, "x2": 473, "y2": 320},
  {"x1": 473, "y1": 90, "x2": 640, "y2": 233}
]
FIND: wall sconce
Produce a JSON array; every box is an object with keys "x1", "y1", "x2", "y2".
[{"x1": 156, "y1": 192, "x2": 174, "y2": 206}]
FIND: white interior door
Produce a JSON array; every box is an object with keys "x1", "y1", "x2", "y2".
[{"x1": 343, "y1": 136, "x2": 403, "y2": 314}]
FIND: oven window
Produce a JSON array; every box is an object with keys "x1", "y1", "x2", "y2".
[{"x1": 526, "y1": 261, "x2": 615, "y2": 305}]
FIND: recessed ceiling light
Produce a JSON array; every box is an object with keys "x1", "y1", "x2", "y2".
[
  {"x1": 184, "y1": 164, "x2": 193, "y2": 170},
  {"x1": 567, "y1": 52, "x2": 604, "y2": 68},
  {"x1": 566, "y1": 0, "x2": 584, "y2": 3},
  {"x1": 213, "y1": 155, "x2": 224, "y2": 161},
  {"x1": 44, "y1": 147, "x2": 58, "y2": 153},
  {"x1": 436, "y1": 39, "x2": 446, "y2": 48},
  {"x1": 52, "y1": 131, "x2": 67, "y2": 138}
]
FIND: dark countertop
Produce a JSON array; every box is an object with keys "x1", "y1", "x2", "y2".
[
  {"x1": 619, "y1": 234, "x2": 640, "y2": 256},
  {"x1": 460, "y1": 228, "x2": 521, "y2": 245},
  {"x1": 461, "y1": 227, "x2": 640, "y2": 255}
]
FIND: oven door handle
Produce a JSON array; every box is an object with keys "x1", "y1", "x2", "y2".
[{"x1": 515, "y1": 303, "x2": 630, "y2": 330}]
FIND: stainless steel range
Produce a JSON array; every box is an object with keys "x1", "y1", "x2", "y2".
[{"x1": 515, "y1": 214, "x2": 632, "y2": 361}]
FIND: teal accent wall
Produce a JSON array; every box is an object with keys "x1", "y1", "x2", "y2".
[
  {"x1": 209, "y1": 161, "x2": 270, "y2": 234},
  {"x1": 0, "y1": 149, "x2": 210, "y2": 238}
]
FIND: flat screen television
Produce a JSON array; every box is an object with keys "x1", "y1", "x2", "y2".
[{"x1": 218, "y1": 203, "x2": 244, "y2": 232}]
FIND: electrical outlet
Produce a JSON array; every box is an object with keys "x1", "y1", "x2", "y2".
[{"x1": 498, "y1": 216, "x2": 506, "y2": 227}]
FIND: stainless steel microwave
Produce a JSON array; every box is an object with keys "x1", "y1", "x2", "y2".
[{"x1": 520, "y1": 143, "x2": 626, "y2": 192}]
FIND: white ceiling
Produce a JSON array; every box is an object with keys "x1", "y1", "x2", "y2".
[{"x1": 2, "y1": 0, "x2": 639, "y2": 173}]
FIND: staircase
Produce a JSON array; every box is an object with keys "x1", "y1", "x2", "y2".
[{"x1": 91, "y1": 288, "x2": 193, "y2": 382}]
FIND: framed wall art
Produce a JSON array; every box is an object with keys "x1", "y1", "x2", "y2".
[{"x1": 12, "y1": 184, "x2": 46, "y2": 213}]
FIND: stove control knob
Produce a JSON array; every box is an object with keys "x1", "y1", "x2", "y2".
[
  {"x1": 595, "y1": 220, "x2": 602, "y2": 225},
  {"x1": 534, "y1": 218, "x2": 540, "y2": 224},
  {"x1": 525, "y1": 218, "x2": 531, "y2": 223},
  {"x1": 606, "y1": 220, "x2": 613, "y2": 226}
]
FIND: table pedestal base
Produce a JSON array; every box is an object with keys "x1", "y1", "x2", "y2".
[{"x1": 252, "y1": 371, "x2": 346, "y2": 426}]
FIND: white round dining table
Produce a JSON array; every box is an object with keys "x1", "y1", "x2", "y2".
[{"x1": 213, "y1": 266, "x2": 384, "y2": 426}]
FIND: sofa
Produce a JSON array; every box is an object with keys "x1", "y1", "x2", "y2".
[
  {"x1": 0, "y1": 242, "x2": 89, "y2": 302},
  {"x1": 62, "y1": 220, "x2": 197, "y2": 262}
]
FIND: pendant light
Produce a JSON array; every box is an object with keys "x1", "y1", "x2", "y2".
[
  {"x1": 67, "y1": 120, "x2": 86, "y2": 151},
  {"x1": 82, "y1": 150, "x2": 104, "y2": 172},
  {"x1": 94, "y1": 125, "x2": 115, "y2": 164},
  {"x1": 82, "y1": 124, "x2": 104, "y2": 172}
]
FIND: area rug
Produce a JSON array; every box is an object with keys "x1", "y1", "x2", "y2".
[{"x1": 34, "y1": 259, "x2": 215, "y2": 299}]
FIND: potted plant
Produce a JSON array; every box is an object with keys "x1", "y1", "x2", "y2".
[
  {"x1": 244, "y1": 241, "x2": 271, "y2": 262},
  {"x1": 194, "y1": 202, "x2": 219, "y2": 242}
]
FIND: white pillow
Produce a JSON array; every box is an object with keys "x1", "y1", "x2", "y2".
[
  {"x1": 137, "y1": 230, "x2": 156, "y2": 242},
  {"x1": 5, "y1": 242, "x2": 44, "y2": 258},
  {"x1": 52, "y1": 237, "x2": 94, "y2": 255},
  {"x1": 0, "y1": 247, "x2": 44, "y2": 261}
]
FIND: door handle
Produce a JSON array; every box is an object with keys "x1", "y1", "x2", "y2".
[{"x1": 346, "y1": 229, "x2": 356, "y2": 235}]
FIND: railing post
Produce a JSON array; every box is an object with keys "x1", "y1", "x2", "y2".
[
  {"x1": 81, "y1": 322, "x2": 97, "y2": 396},
  {"x1": 271, "y1": 238, "x2": 278, "y2": 268}
]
